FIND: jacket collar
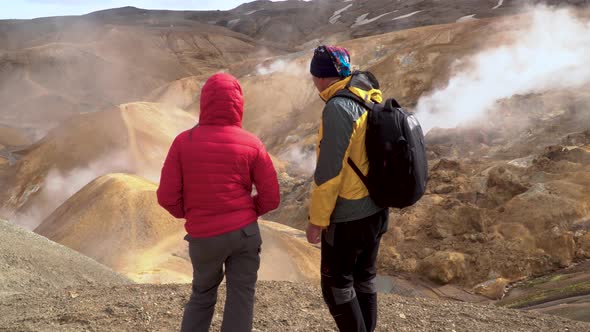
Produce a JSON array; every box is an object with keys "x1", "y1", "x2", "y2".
[
  {"x1": 319, "y1": 77, "x2": 351, "y2": 102},
  {"x1": 319, "y1": 72, "x2": 383, "y2": 104}
]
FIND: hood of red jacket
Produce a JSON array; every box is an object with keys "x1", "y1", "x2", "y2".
[{"x1": 199, "y1": 73, "x2": 244, "y2": 127}]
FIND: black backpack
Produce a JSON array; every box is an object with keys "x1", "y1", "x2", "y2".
[{"x1": 331, "y1": 73, "x2": 428, "y2": 209}]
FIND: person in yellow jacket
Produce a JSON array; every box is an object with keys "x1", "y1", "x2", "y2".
[{"x1": 306, "y1": 45, "x2": 389, "y2": 332}]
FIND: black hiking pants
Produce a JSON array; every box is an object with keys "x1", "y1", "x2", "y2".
[
  {"x1": 180, "y1": 222, "x2": 261, "y2": 332},
  {"x1": 320, "y1": 209, "x2": 389, "y2": 332}
]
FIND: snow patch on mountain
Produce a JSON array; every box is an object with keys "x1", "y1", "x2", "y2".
[
  {"x1": 227, "y1": 18, "x2": 240, "y2": 28},
  {"x1": 457, "y1": 14, "x2": 477, "y2": 23},
  {"x1": 493, "y1": 0, "x2": 504, "y2": 10},
  {"x1": 392, "y1": 10, "x2": 422, "y2": 21},
  {"x1": 329, "y1": 4, "x2": 353, "y2": 24},
  {"x1": 352, "y1": 12, "x2": 392, "y2": 27}
]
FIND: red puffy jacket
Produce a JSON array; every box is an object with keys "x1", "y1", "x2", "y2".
[{"x1": 157, "y1": 73, "x2": 280, "y2": 238}]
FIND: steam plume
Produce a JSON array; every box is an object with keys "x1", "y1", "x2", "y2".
[
  {"x1": 416, "y1": 6, "x2": 590, "y2": 133},
  {"x1": 10, "y1": 150, "x2": 133, "y2": 230}
]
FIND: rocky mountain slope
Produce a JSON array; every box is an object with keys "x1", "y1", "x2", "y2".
[
  {"x1": 82, "y1": 1, "x2": 590, "y2": 48},
  {"x1": 250, "y1": 8, "x2": 590, "y2": 294},
  {"x1": 379, "y1": 89, "x2": 590, "y2": 287}
]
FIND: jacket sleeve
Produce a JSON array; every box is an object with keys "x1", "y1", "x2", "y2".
[
  {"x1": 309, "y1": 99, "x2": 355, "y2": 227},
  {"x1": 252, "y1": 143, "x2": 281, "y2": 216},
  {"x1": 156, "y1": 135, "x2": 185, "y2": 219}
]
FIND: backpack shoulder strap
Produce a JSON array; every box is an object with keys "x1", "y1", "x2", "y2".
[
  {"x1": 388, "y1": 98, "x2": 402, "y2": 108},
  {"x1": 328, "y1": 88, "x2": 375, "y2": 190},
  {"x1": 347, "y1": 157, "x2": 369, "y2": 189}
]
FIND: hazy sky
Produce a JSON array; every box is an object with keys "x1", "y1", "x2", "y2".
[{"x1": 0, "y1": 0, "x2": 271, "y2": 19}]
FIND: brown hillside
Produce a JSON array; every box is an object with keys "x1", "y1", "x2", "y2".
[
  {"x1": 147, "y1": 75, "x2": 206, "y2": 115},
  {"x1": 35, "y1": 173, "x2": 319, "y2": 283},
  {"x1": 0, "y1": 14, "x2": 285, "y2": 138},
  {"x1": 0, "y1": 102, "x2": 194, "y2": 229},
  {"x1": 0, "y1": 219, "x2": 130, "y2": 298},
  {"x1": 0, "y1": 125, "x2": 31, "y2": 147},
  {"x1": 35, "y1": 174, "x2": 181, "y2": 269}
]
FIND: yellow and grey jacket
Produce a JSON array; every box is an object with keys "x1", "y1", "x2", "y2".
[{"x1": 309, "y1": 72, "x2": 385, "y2": 227}]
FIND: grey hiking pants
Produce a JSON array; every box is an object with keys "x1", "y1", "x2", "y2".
[{"x1": 180, "y1": 222, "x2": 262, "y2": 332}]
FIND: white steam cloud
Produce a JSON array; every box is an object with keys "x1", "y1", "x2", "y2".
[
  {"x1": 281, "y1": 145, "x2": 316, "y2": 175},
  {"x1": 256, "y1": 59, "x2": 304, "y2": 76},
  {"x1": 416, "y1": 6, "x2": 590, "y2": 133},
  {"x1": 9, "y1": 150, "x2": 134, "y2": 230}
]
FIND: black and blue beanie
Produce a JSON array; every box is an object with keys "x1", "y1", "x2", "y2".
[{"x1": 310, "y1": 45, "x2": 351, "y2": 78}]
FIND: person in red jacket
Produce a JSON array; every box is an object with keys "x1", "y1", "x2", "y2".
[{"x1": 157, "y1": 72, "x2": 280, "y2": 332}]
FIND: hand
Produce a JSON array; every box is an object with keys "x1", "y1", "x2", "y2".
[{"x1": 306, "y1": 223, "x2": 324, "y2": 244}]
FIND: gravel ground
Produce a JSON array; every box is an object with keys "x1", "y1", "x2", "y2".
[
  {"x1": 0, "y1": 220, "x2": 130, "y2": 298},
  {"x1": 1, "y1": 281, "x2": 589, "y2": 332}
]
